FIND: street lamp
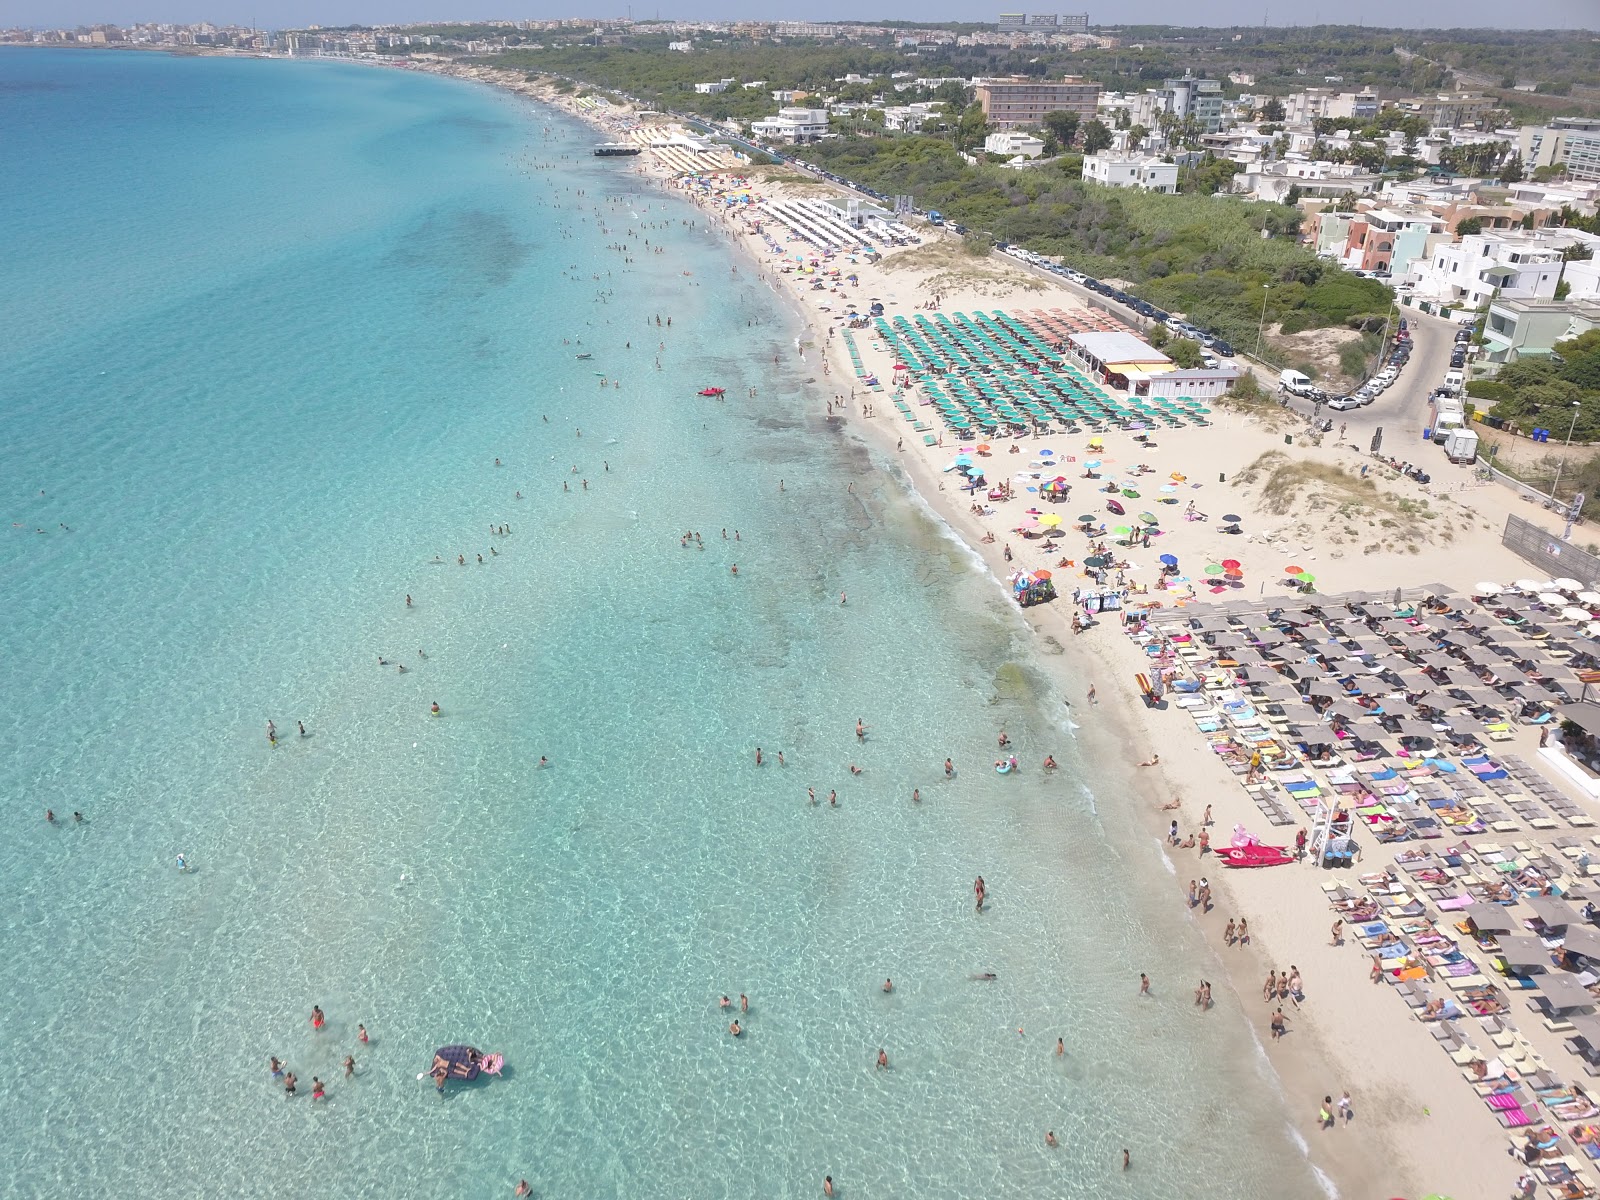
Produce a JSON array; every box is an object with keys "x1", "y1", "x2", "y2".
[
  {"x1": 1551, "y1": 400, "x2": 1583, "y2": 503},
  {"x1": 1254, "y1": 283, "x2": 1270, "y2": 360}
]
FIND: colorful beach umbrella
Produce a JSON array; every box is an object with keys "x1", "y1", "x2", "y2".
[
  {"x1": 1204, "y1": 564, "x2": 1224, "y2": 575},
  {"x1": 1039, "y1": 513, "x2": 1063, "y2": 527},
  {"x1": 1296, "y1": 572, "x2": 1315, "y2": 583},
  {"x1": 1159, "y1": 553, "x2": 1178, "y2": 565},
  {"x1": 1077, "y1": 514, "x2": 1097, "y2": 524},
  {"x1": 1285, "y1": 565, "x2": 1304, "y2": 574},
  {"x1": 1222, "y1": 513, "x2": 1242, "y2": 525},
  {"x1": 1085, "y1": 459, "x2": 1101, "y2": 469},
  {"x1": 1222, "y1": 559, "x2": 1241, "y2": 570},
  {"x1": 1138, "y1": 512, "x2": 1157, "y2": 525}
]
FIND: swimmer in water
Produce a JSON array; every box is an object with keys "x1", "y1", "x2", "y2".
[
  {"x1": 539, "y1": 756, "x2": 549, "y2": 768},
  {"x1": 311, "y1": 1006, "x2": 325, "y2": 1032},
  {"x1": 176, "y1": 853, "x2": 188, "y2": 871},
  {"x1": 883, "y1": 979, "x2": 893, "y2": 993},
  {"x1": 728, "y1": 1021, "x2": 742, "y2": 1037},
  {"x1": 431, "y1": 702, "x2": 440, "y2": 716},
  {"x1": 343, "y1": 1055, "x2": 355, "y2": 1077},
  {"x1": 970, "y1": 972, "x2": 998, "y2": 981},
  {"x1": 1043, "y1": 755, "x2": 1057, "y2": 769},
  {"x1": 912, "y1": 788, "x2": 920, "y2": 803},
  {"x1": 270, "y1": 1056, "x2": 284, "y2": 1079},
  {"x1": 358, "y1": 1024, "x2": 369, "y2": 1044}
]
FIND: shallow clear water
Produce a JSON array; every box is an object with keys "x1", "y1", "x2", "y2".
[{"x1": 0, "y1": 50, "x2": 1322, "y2": 1198}]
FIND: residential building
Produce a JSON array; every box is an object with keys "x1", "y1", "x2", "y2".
[
  {"x1": 997, "y1": 13, "x2": 1089, "y2": 30},
  {"x1": 1158, "y1": 72, "x2": 1225, "y2": 133},
  {"x1": 1081, "y1": 153, "x2": 1178, "y2": 193},
  {"x1": 1481, "y1": 298, "x2": 1600, "y2": 366},
  {"x1": 883, "y1": 102, "x2": 942, "y2": 132},
  {"x1": 1398, "y1": 93, "x2": 1494, "y2": 131},
  {"x1": 1518, "y1": 118, "x2": 1600, "y2": 183},
  {"x1": 974, "y1": 76, "x2": 1101, "y2": 129},
  {"x1": 668, "y1": 40, "x2": 691, "y2": 51},
  {"x1": 694, "y1": 79, "x2": 734, "y2": 94},
  {"x1": 1282, "y1": 88, "x2": 1380, "y2": 125},
  {"x1": 1409, "y1": 229, "x2": 1600, "y2": 309},
  {"x1": 1340, "y1": 207, "x2": 1442, "y2": 275},
  {"x1": 1233, "y1": 159, "x2": 1379, "y2": 203},
  {"x1": 750, "y1": 107, "x2": 830, "y2": 143},
  {"x1": 986, "y1": 131, "x2": 1047, "y2": 158}
]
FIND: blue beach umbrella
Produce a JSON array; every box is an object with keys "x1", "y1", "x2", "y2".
[{"x1": 1159, "y1": 553, "x2": 1178, "y2": 566}]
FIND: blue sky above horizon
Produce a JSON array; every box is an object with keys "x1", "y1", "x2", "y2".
[{"x1": 7, "y1": 0, "x2": 1596, "y2": 30}]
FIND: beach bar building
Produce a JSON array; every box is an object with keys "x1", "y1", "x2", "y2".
[{"x1": 1066, "y1": 331, "x2": 1173, "y2": 391}]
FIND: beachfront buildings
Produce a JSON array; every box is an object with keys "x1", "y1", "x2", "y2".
[
  {"x1": 1408, "y1": 229, "x2": 1600, "y2": 310},
  {"x1": 1337, "y1": 208, "x2": 1443, "y2": 276},
  {"x1": 974, "y1": 76, "x2": 1101, "y2": 129},
  {"x1": 1081, "y1": 153, "x2": 1178, "y2": 193},
  {"x1": 986, "y1": 131, "x2": 1047, "y2": 159},
  {"x1": 750, "y1": 107, "x2": 830, "y2": 143}
]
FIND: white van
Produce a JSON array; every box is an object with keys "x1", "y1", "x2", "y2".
[
  {"x1": 1443, "y1": 369, "x2": 1464, "y2": 394},
  {"x1": 1279, "y1": 369, "x2": 1313, "y2": 395}
]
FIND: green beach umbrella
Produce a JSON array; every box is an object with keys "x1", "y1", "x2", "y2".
[{"x1": 1204, "y1": 564, "x2": 1225, "y2": 575}]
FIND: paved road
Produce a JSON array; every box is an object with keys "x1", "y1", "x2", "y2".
[{"x1": 1281, "y1": 309, "x2": 1461, "y2": 458}]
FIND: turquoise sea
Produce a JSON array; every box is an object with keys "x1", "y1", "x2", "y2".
[{"x1": 0, "y1": 50, "x2": 1324, "y2": 1199}]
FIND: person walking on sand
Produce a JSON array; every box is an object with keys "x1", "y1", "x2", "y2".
[
  {"x1": 1337, "y1": 1089, "x2": 1352, "y2": 1125},
  {"x1": 1270, "y1": 1007, "x2": 1288, "y2": 1040},
  {"x1": 1087, "y1": 683, "x2": 1096, "y2": 705},
  {"x1": 1263, "y1": 970, "x2": 1277, "y2": 1003}
]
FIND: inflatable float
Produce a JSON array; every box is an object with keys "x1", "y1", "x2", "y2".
[
  {"x1": 698, "y1": 387, "x2": 726, "y2": 397},
  {"x1": 421, "y1": 1045, "x2": 504, "y2": 1091},
  {"x1": 995, "y1": 755, "x2": 1019, "y2": 774}
]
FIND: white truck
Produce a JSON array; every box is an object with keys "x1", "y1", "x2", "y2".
[
  {"x1": 1279, "y1": 369, "x2": 1314, "y2": 396},
  {"x1": 1430, "y1": 398, "x2": 1466, "y2": 442},
  {"x1": 1443, "y1": 428, "x2": 1479, "y2": 464}
]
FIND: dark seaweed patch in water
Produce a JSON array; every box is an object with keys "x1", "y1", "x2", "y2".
[
  {"x1": 436, "y1": 112, "x2": 509, "y2": 142},
  {"x1": 384, "y1": 207, "x2": 530, "y2": 296}
]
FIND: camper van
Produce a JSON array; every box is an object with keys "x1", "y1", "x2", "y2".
[{"x1": 1442, "y1": 369, "x2": 1465, "y2": 395}]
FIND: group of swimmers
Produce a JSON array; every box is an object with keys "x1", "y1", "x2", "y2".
[{"x1": 266, "y1": 1012, "x2": 369, "y2": 1103}]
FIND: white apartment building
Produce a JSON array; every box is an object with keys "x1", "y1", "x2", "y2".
[
  {"x1": 1081, "y1": 153, "x2": 1178, "y2": 192},
  {"x1": 694, "y1": 78, "x2": 734, "y2": 94},
  {"x1": 1409, "y1": 229, "x2": 1600, "y2": 309},
  {"x1": 986, "y1": 131, "x2": 1047, "y2": 159},
  {"x1": 668, "y1": 40, "x2": 691, "y2": 51},
  {"x1": 882, "y1": 102, "x2": 942, "y2": 132},
  {"x1": 750, "y1": 108, "x2": 830, "y2": 143}
]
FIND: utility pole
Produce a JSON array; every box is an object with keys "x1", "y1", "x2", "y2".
[{"x1": 1255, "y1": 283, "x2": 1271, "y2": 360}]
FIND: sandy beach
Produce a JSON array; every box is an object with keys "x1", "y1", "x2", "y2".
[{"x1": 414, "y1": 60, "x2": 1597, "y2": 1200}]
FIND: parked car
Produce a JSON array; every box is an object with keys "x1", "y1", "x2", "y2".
[
  {"x1": 1212, "y1": 340, "x2": 1235, "y2": 357},
  {"x1": 1327, "y1": 395, "x2": 1362, "y2": 410}
]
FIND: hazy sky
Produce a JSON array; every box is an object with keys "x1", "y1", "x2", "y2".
[{"x1": 8, "y1": 0, "x2": 1596, "y2": 29}]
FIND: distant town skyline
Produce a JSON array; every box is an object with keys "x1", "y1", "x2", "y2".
[{"x1": 5, "y1": 1, "x2": 1596, "y2": 31}]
